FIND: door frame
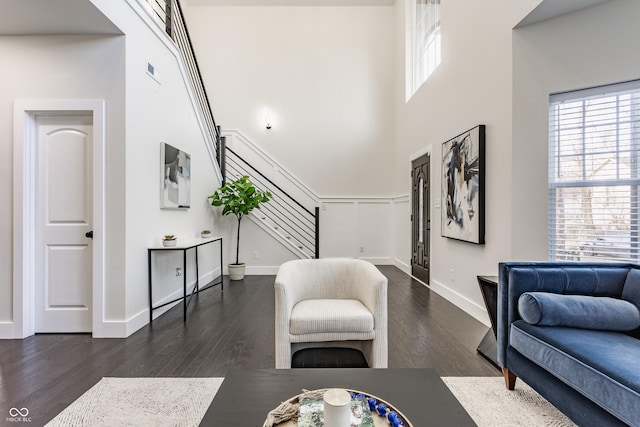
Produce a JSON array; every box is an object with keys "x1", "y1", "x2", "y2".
[
  {"x1": 409, "y1": 145, "x2": 433, "y2": 285},
  {"x1": 13, "y1": 99, "x2": 106, "y2": 338}
]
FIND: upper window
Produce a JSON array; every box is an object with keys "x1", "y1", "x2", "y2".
[
  {"x1": 548, "y1": 80, "x2": 640, "y2": 263},
  {"x1": 406, "y1": 0, "x2": 441, "y2": 101}
]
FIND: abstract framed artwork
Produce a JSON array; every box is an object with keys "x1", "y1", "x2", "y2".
[
  {"x1": 441, "y1": 125, "x2": 485, "y2": 244},
  {"x1": 160, "y1": 142, "x2": 191, "y2": 209}
]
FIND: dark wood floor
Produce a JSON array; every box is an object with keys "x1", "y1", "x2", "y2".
[{"x1": 0, "y1": 266, "x2": 498, "y2": 425}]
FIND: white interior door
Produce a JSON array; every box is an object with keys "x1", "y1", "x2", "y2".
[{"x1": 36, "y1": 114, "x2": 93, "y2": 333}]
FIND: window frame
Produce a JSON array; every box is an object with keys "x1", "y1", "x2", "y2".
[
  {"x1": 406, "y1": 0, "x2": 441, "y2": 101},
  {"x1": 548, "y1": 80, "x2": 640, "y2": 263}
]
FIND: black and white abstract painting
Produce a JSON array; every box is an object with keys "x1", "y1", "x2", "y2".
[
  {"x1": 441, "y1": 125, "x2": 485, "y2": 244},
  {"x1": 161, "y1": 142, "x2": 191, "y2": 209}
]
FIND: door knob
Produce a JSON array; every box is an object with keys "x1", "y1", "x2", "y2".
[{"x1": 85, "y1": 231, "x2": 94, "y2": 239}]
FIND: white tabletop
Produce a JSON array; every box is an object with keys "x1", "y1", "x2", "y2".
[{"x1": 149, "y1": 236, "x2": 222, "y2": 250}]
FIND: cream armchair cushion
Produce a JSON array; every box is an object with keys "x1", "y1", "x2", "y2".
[
  {"x1": 275, "y1": 258, "x2": 388, "y2": 368},
  {"x1": 289, "y1": 299, "x2": 374, "y2": 335}
]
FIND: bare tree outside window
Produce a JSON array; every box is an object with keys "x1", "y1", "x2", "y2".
[{"x1": 549, "y1": 85, "x2": 640, "y2": 263}]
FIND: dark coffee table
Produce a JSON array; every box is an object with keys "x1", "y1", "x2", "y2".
[{"x1": 200, "y1": 368, "x2": 476, "y2": 426}]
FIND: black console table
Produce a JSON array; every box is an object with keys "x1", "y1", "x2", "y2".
[
  {"x1": 148, "y1": 236, "x2": 223, "y2": 323},
  {"x1": 477, "y1": 275, "x2": 499, "y2": 368}
]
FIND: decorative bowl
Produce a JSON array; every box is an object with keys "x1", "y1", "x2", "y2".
[{"x1": 162, "y1": 239, "x2": 177, "y2": 247}]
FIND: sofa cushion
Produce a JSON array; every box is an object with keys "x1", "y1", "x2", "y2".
[
  {"x1": 518, "y1": 292, "x2": 640, "y2": 331},
  {"x1": 290, "y1": 299, "x2": 374, "y2": 335},
  {"x1": 510, "y1": 320, "x2": 640, "y2": 426}
]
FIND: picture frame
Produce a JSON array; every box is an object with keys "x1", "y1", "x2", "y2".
[
  {"x1": 160, "y1": 142, "x2": 191, "y2": 209},
  {"x1": 441, "y1": 125, "x2": 485, "y2": 244}
]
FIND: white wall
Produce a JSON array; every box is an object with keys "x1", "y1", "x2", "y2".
[
  {"x1": 6, "y1": 0, "x2": 628, "y2": 337},
  {"x1": 0, "y1": 35, "x2": 126, "y2": 332},
  {"x1": 392, "y1": 0, "x2": 539, "y2": 324},
  {"x1": 92, "y1": 0, "x2": 222, "y2": 333},
  {"x1": 1, "y1": 0, "x2": 223, "y2": 338},
  {"x1": 215, "y1": 213, "x2": 299, "y2": 274},
  {"x1": 108, "y1": 0, "x2": 640, "y2": 331},
  {"x1": 222, "y1": 129, "x2": 398, "y2": 266},
  {"x1": 512, "y1": 0, "x2": 640, "y2": 260},
  {"x1": 185, "y1": 5, "x2": 396, "y2": 197}
]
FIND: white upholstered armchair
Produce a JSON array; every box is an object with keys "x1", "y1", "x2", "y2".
[{"x1": 274, "y1": 258, "x2": 388, "y2": 368}]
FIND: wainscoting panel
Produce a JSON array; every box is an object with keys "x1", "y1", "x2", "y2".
[
  {"x1": 320, "y1": 199, "x2": 394, "y2": 263},
  {"x1": 393, "y1": 196, "x2": 411, "y2": 273},
  {"x1": 319, "y1": 201, "x2": 359, "y2": 258},
  {"x1": 357, "y1": 201, "x2": 393, "y2": 260}
]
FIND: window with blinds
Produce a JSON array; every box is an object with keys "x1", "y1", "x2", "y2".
[{"x1": 549, "y1": 80, "x2": 640, "y2": 263}]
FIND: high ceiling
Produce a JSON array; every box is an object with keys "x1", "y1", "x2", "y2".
[
  {"x1": 516, "y1": 0, "x2": 611, "y2": 28},
  {"x1": 0, "y1": 0, "x2": 614, "y2": 36},
  {"x1": 0, "y1": 0, "x2": 121, "y2": 35},
  {"x1": 185, "y1": 0, "x2": 394, "y2": 5}
]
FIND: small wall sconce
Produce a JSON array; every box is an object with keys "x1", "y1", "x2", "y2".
[{"x1": 265, "y1": 113, "x2": 272, "y2": 130}]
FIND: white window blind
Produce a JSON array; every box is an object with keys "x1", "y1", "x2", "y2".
[{"x1": 549, "y1": 80, "x2": 640, "y2": 263}]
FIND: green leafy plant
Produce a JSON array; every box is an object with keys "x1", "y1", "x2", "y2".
[{"x1": 208, "y1": 176, "x2": 272, "y2": 265}]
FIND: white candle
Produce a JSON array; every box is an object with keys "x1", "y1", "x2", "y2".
[{"x1": 323, "y1": 388, "x2": 351, "y2": 427}]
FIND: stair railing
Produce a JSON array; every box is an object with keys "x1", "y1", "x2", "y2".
[
  {"x1": 143, "y1": 0, "x2": 222, "y2": 170},
  {"x1": 225, "y1": 147, "x2": 319, "y2": 258}
]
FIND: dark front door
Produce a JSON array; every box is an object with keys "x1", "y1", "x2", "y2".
[{"x1": 412, "y1": 154, "x2": 430, "y2": 284}]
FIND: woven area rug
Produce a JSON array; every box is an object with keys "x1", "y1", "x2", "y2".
[
  {"x1": 443, "y1": 376, "x2": 576, "y2": 426},
  {"x1": 46, "y1": 377, "x2": 223, "y2": 427},
  {"x1": 46, "y1": 376, "x2": 575, "y2": 426}
]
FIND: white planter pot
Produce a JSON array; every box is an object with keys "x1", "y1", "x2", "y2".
[
  {"x1": 162, "y1": 239, "x2": 177, "y2": 247},
  {"x1": 228, "y1": 263, "x2": 246, "y2": 281}
]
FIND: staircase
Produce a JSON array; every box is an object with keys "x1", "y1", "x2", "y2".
[
  {"x1": 223, "y1": 131, "x2": 320, "y2": 259},
  {"x1": 144, "y1": 0, "x2": 319, "y2": 259}
]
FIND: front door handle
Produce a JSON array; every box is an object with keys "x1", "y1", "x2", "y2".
[{"x1": 85, "y1": 231, "x2": 94, "y2": 239}]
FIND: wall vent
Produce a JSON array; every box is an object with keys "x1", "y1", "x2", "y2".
[{"x1": 146, "y1": 61, "x2": 161, "y2": 84}]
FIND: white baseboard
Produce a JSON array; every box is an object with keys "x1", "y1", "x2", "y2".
[
  {"x1": 394, "y1": 258, "x2": 411, "y2": 275},
  {"x1": 360, "y1": 257, "x2": 394, "y2": 265},
  {"x1": 94, "y1": 269, "x2": 222, "y2": 338},
  {"x1": 230, "y1": 261, "x2": 394, "y2": 276},
  {"x1": 429, "y1": 279, "x2": 491, "y2": 327},
  {"x1": 0, "y1": 321, "x2": 14, "y2": 339},
  {"x1": 94, "y1": 319, "x2": 130, "y2": 338},
  {"x1": 127, "y1": 309, "x2": 151, "y2": 336},
  {"x1": 241, "y1": 265, "x2": 281, "y2": 275},
  {"x1": 147, "y1": 269, "x2": 220, "y2": 321}
]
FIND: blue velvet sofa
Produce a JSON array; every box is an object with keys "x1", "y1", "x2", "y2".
[{"x1": 498, "y1": 262, "x2": 640, "y2": 426}]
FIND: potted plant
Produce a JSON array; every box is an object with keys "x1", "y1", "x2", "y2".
[{"x1": 208, "y1": 176, "x2": 272, "y2": 280}]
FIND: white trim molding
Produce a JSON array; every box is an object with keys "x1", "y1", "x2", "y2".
[
  {"x1": 98, "y1": 268, "x2": 222, "y2": 337},
  {"x1": 0, "y1": 322, "x2": 14, "y2": 339},
  {"x1": 430, "y1": 279, "x2": 491, "y2": 327},
  {"x1": 409, "y1": 144, "x2": 433, "y2": 162},
  {"x1": 392, "y1": 194, "x2": 411, "y2": 274},
  {"x1": 13, "y1": 99, "x2": 106, "y2": 339}
]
